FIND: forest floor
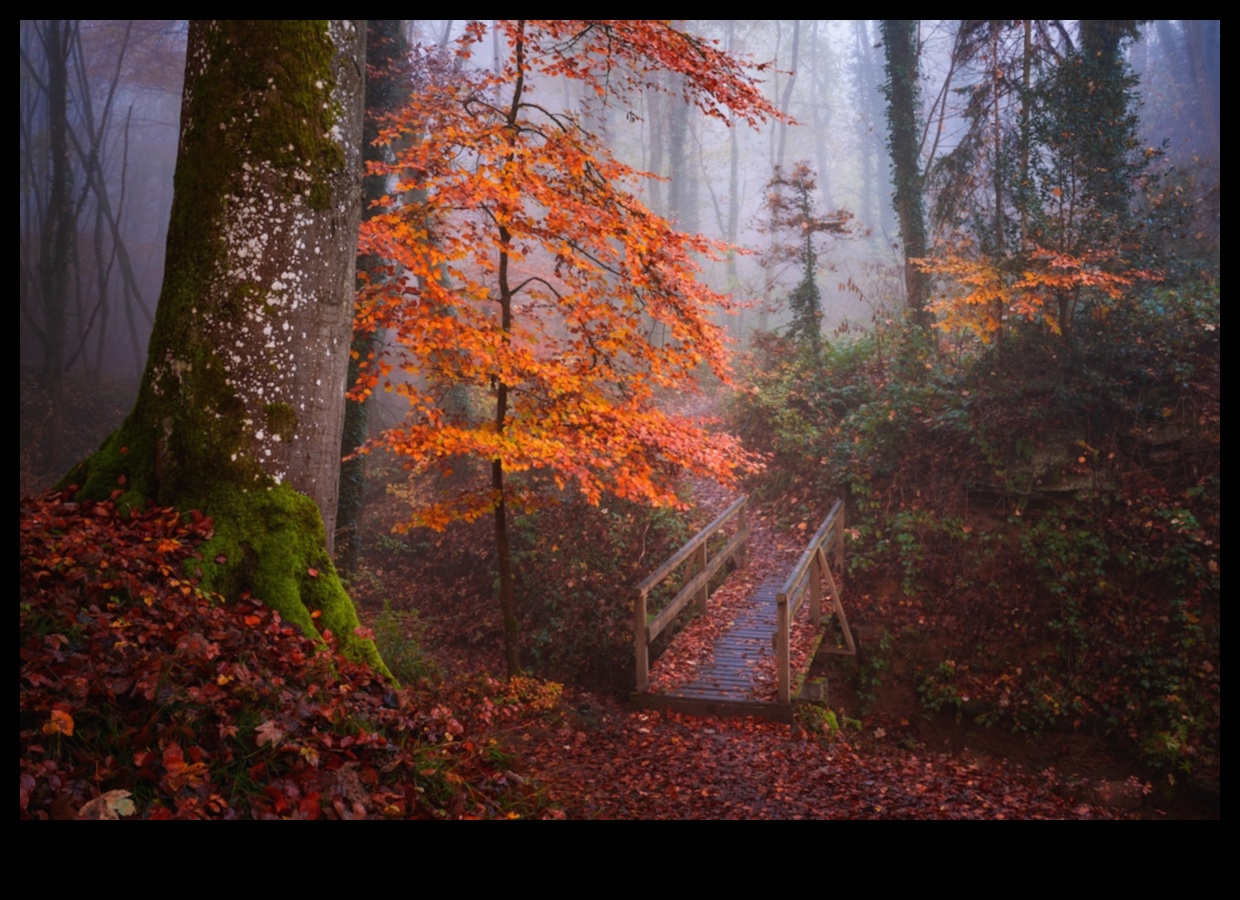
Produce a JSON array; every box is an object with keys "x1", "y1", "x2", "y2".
[
  {"x1": 347, "y1": 384, "x2": 1214, "y2": 820},
  {"x1": 22, "y1": 370, "x2": 1216, "y2": 818},
  {"x1": 350, "y1": 485, "x2": 1171, "y2": 819},
  {"x1": 20, "y1": 370, "x2": 137, "y2": 496}
]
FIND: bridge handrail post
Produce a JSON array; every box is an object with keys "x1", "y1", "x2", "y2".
[
  {"x1": 634, "y1": 588, "x2": 649, "y2": 692},
  {"x1": 693, "y1": 542, "x2": 709, "y2": 616},
  {"x1": 738, "y1": 502, "x2": 748, "y2": 569},
  {"x1": 632, "y1": 495, "x2": 748, "y2": 693},
  {"x1": 776, "y1": 592, "x2": 791, "y2": 703},
  {"x1": 809, "y1": 547, "x2": 823, "y2": 626},
  {"x1": 835, "y1": 504, "x2": 846, "y2": 569}
]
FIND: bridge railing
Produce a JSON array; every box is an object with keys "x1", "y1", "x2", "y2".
[
  {"x1": 633, "y1": 496, "x2": 749, "y2": 692},
  {"x1": 776, "y1": 499, "x2": 855, "y2": 702}
]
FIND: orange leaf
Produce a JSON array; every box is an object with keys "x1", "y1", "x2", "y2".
[{"x1": 42, "y1": 708, "x2": 74, "y2": 737}]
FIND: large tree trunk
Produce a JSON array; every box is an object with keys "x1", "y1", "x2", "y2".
[{"x1": 62, "y1": 21, "x2": 385, "y2": 673}]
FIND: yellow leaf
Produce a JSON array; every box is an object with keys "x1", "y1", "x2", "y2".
[{"x1": 42, "y1": 708, "x2": 74, "y2": 737}]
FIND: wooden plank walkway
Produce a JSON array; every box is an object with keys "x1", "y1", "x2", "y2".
[
  {"x1": 665, "y1": 579, "x2": 780, "y2": 701},
  {"x1": 630, "y1": 498, "x2": 850, "y2": 724},
  {"x1": 631, "y1": 578, "x2": 798, "y2": 723}
]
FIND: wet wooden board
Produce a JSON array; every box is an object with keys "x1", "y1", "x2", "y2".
[{"x1": 646, "y1": 580, "x2": 783, "y2": 706}]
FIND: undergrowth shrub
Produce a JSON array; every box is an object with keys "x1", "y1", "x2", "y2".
[
  {"x1": 510, "y1": 494, "x2": 693, "y2": 692},
  {"x1": 372, "y1": 601, "x2": 439, "y2": 686}
]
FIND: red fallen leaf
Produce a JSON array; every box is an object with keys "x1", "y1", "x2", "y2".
[
  {"x1": 132, "y1": 750, "x2": 155, "y2": 768},
  {"x1": 117, "y1": 474, "x2": 127, "y2": 486},
  {"x1": 307, "y1": 567, "x2": 319, "y2": 578},
  {"x1": 255, "y1": 720, "x2": 284, "y2": 748},
  {"x1": 215, "y1": 554, "x2": 228, "y2": 564},
  {"x1": 244, "y1": 615, "x2": 262, "y2": 627},
  {"x1": 120, "y1": 446, "x2": 128, "y2": 454},
  {"x1": 299, "y1": 793, "x2": 323, "y2": 819}
]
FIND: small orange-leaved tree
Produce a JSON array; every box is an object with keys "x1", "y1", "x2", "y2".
[
  {"x1": 355, "y1": 21, "x2": 779, "y2": 676},
  {"x1": 917, "y1": 242, "x2": 1159, "y2": 344}
]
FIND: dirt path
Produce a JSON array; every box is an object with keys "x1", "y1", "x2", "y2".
[{"x1": 518, "y1": 697, "x2": 1126, "y2": 819}]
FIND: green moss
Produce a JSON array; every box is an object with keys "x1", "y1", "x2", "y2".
[
  {"x1": 58, "y1": 21, "x2": 386, "y2": 680},
  {"x1": 263, "y1": 403, "x2": 299, "y2": 442},
  {"x1": 58, "y1": 413, "x2": 154, "y2": 516},
  {"x1": 188, "y1": 21, "x2": 345, "y2": 212},
  {"x1": 193, "y1": 483, "x2": 390, "y2": 678},
  {"x1": 64, "y1": 450, "x2": 389, "y2": 680}
]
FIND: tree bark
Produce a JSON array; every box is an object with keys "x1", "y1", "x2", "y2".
[
  {"x1": 493, "y1": 22, "x2": 526, "y2": 679},
  {"x1": 880, "y1": 20, "x2": 930, "y2": 326},
  {"x1": 338, "y1": 19, "x2": 409, "y2": 575},
  {"x1": 667, "y1": 93, "x2": 694, "y2": 230},
  {"x1": 63, "y1": 20, "x2": 385, "y2": 674},
  {"x1": 37, "y1": 20, "x2": 74, "y2": 476}
]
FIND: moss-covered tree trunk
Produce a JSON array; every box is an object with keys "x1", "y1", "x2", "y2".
[
  {"x1": 62, "y1": 20, "x2": 387, "y2": 674},
  {"x1": 880, "y1": 19, "x2": 931, "y2": 328}
]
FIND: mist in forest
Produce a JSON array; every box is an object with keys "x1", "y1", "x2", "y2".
[
  {"x1": 18, "y1": 23, "x2": 1221, "y2": 821},
  {"x1": 19, "y1": 20, "x2": 1221, "y2": 485}
]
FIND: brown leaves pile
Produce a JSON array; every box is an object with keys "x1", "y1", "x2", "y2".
[
  {"x1": 523, "y1": 707, "x2": 1121, "y2": 820},
  {"x1": 19, "y1": 490, "x2": 549, "y2": 819}
]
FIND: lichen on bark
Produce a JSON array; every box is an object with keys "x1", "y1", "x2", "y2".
[{"x1": 62, "y1": 21, "x2": 387, "y2": 677}]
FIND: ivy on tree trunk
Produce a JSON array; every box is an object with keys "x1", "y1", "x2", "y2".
[{"x1": 880, "y1": 19, "x2": 931, "y2": 327}]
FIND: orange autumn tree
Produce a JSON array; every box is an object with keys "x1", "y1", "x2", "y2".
[
  {"x1": 355, "y1": 21, "x2": 779, "y2": 676},
  {"x1": 917, "y1": 243, "x2": 1160, "y2": 343}
]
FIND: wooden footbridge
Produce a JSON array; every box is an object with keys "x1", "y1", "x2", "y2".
[{"x1": 630, "y1": 497, "x2": 855, "y2": 723}]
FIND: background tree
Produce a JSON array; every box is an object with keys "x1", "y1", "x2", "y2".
[
  {"x1": 63, "y1": 20, "x2": 383, "y2": 671},
  {"x1": 24, "y1": 21, "x2": 74, "y2": 474},
  {"x1": 1024, "y1": 20, "x2": 1148, "y2": 339},
  {"x1": 1180, "y1": 20, "x2": 1220, "y2": 162},
  {"x1": 1058, "y1": 21, "x2": 1145, "y2": 231},
  {"x1": 759, "y1": 161, "x2": 853, "y2": 354},
  {"x1": 338, "y1": 19, "x2": 411, "y2": 576},
  {"x1": 927, "y1": 21, "x2": 1031, "y2": 253},
  {"x1": 922, "y1": 20, "x2": 1062, "y2": 338},
  {"x1": 921, "y1": 21, "x2": 1159, "y2": 345},
  {"x1": 879, "y1": 20, "x2": 930, "y2": 325},
  {"x1": 849, "y1": 21, "x2": 893, "y2": 239},
  {"x1": 357, "y1": 20, "x2": 778, "y2": 677},
  {"x1": 1135, "y1": 21, "x2": 1220, "y2": 278},
  {"x1": 21, "y1": 22, "x2": 185, "y2": 487}
]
